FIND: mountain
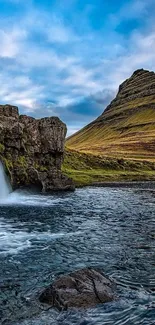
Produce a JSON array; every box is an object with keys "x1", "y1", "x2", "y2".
[{"x1": 66, "y1": 69, "x2": 155, "y2": 161}]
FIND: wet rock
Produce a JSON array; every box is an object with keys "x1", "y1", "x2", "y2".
[
  {"x1": 39, "y1": 268, "x2": 115, "y2": 310},
  {"x1": 0, "y1": 104, "x2": 74, "y2": 192}
]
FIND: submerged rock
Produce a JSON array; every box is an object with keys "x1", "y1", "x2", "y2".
[
  {"x1": 39, "y1": 268, "x2": 115, "y2": 310},
  {"x1": 0, "y1": 104, "x2": 74, "y2": 192}
]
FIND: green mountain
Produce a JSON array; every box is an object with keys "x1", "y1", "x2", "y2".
[
  {"x1": 62, "y1": 69, "x2": 155, "y2": 186},
  {"x1": 66, "y1": 69, "x2": 155, "y2": 161}
]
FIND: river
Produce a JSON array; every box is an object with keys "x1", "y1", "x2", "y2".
[{"x1": 0, "y1": 186, "x2": 155, "y2": 324}]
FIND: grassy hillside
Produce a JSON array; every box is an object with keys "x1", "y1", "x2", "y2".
[
  {"x1": 66, "y1": 101, "x2": 155, "y2": 161},
  {"x1": 62, "y1": 149, "x2": 155, "y2": 187},
  {"x1": 66, "y1": 70, "x2": 155, "y2": 161},
  {"x1": 64, "y1": 69, "x2": 155, "y2": 185}
]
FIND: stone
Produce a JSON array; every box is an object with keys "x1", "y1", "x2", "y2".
[
  {"x1": 39, "y1": 268, "x2": 115, "y2": 310},
  {"x1": 0, "y1": 104, "x2": 74, "y2": 192}
]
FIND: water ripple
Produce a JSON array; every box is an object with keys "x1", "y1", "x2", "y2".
[{"x1": 0, "y1": 185, "x2": 155, "y2": 324}]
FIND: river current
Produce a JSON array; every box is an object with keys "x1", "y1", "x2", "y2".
[{"x1": 0, "y1": 186, "x2": 155, "y2": 324}]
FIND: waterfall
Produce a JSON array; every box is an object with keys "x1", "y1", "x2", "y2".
[{"x1": 0, "y1": 162, "x2": 11, "y2": 199}]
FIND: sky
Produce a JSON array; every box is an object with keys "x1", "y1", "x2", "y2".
[{"x1": 0, "y1": 0, "x2": 155, "y2": 135}]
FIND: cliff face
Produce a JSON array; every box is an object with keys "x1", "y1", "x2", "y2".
[
  {"x1": 67, "y1": 69, "x2": 155, "y2": 160},
  {"x1": 0, "y1": 105, "x2": 74, "y2": 191}
]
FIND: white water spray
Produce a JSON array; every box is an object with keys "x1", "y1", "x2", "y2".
[{"x1": 0, "y1": 162, "x2": 11, "y2": 199}]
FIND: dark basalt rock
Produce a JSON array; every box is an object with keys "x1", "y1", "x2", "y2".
[
  {"x1": 39, "y1": 268, "x2": 115, "y2": 310},
  {"x1": 0, "y1": 104, "x2": 74, "y2": 192}
]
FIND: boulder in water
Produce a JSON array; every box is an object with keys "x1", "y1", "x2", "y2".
[{"x1": 39, "y1": 268, "x2": 115, "y2": 310}]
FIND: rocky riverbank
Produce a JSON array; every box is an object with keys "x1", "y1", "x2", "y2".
[{"x1": 0, "y1": 105, "x2": 74, "y2": 192}]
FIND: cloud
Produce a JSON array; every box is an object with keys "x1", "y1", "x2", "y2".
[
  {"x1": 47, "y1": 18, "x2": 79, "y2": 44},
  {"x1": 63, "y1": 65, "x2": 103, "y2": 93},
  {"x1": 0, "y1": 0, "x2": 155, "y2": 135},
  {"x1": 0, "y1": 28, "x2": 27, "y2": 58},
  {"x1": 107, "y1": 0, "x2": 154, "y2": 32},
  {"x1": 0, "y1": 73, "x2": 45, "y2": 111},
  {"x1": 103, "y1": 31, "x2": 155, "y2": 89}
]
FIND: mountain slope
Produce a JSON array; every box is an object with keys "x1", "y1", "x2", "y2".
[{"x1": 66, "y1": 69, "x2": 155, "y2": 161}]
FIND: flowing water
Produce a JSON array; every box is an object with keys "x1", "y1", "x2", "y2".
[
  {"x1": 0, "y1": 183, "x2": 155, "y2": 325},
  {"x1": 0, "y1": 162, "x2": 11, "y2": 199}
]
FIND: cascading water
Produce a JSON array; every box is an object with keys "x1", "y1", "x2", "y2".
[{"x1": 0, "y1": 161, "x2": 11, "y2": 199}]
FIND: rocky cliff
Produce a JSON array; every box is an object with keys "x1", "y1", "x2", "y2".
[
  {"x1": 67, "y1": 69, "x2": 155, "y2": 160},
  {"x1": 0, "y1": 105, "x2": 74, "y2": 191}
]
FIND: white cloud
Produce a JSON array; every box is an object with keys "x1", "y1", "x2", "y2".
[
  {"x1": 108, "y1": 0, "x2": 151, "y2": 28},
  {"x1": 0, "y1": 28, "x2": 26, "y2": 58},
  {"x1": 56, "y1": 96, "x2": 78, "y2": 107},
  {"x1": 18, "y1": 47, "x2": 79, "y2": 71},
  {"x1": 0, "y1": 73, "x2": 45, "y2": 110},
  {"x1": 47, "y1": 21, "x2": 79, "y2": 43},
  {"x1": 105, "y1": 31, "x2": 155, "y2": 89},
  {"x1": 0, "y1": 0, "x2": 155, "y2": 136},
  {"x1": 63, "y1": 65, "x2": 103, "y2": 94},
  {"x1": 67, "y1": 126, "x2": 80, "y2": 136}
]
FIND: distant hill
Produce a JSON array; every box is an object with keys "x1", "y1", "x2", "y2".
[{"x1": 66, "y1": 69, "x2": 155, "y2": 161}]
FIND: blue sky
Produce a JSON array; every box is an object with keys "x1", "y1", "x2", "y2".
[{"x1": 0, "y1": 0, "x2": 155, "y2": 135}]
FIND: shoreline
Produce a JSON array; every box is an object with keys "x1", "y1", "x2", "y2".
[{"x1": 90, "y1": 180, "x2": 155, "y2": 188}]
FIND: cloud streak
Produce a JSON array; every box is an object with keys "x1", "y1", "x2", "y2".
[{"x1": 0, "y1": 0, "x2": 154, "y2": 134}]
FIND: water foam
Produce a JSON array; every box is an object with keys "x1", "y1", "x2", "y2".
[
  {"x1": 0, "y1": 218, "x2": 81, "y2": 256},
  {"x1": 0, "y1": 189, "x2": 70, "y2": 206}
]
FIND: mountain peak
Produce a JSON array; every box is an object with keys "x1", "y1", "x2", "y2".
[
  {"x1": 104, "y1": 68, "x2": 155, "y2": 114},
  {"x1": 132, "y1": 68, "x2": 148, "y2": 76},
  {"x1": 67, "y1": 69, "x2": 155, "y2": 159}
]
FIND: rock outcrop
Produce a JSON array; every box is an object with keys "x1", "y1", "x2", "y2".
[
  {"x1": 66, "y1": 69, "x2": 155, "y2": 159},
  {"x1": 39, "y1": 268, "x2": 115, "y2": 310},
  {"x1": 102, "y1": 69, "x2": 155, "y2": 115},
  {"x1": 0, "y1": 105, "x2": 74, "y2": 191}
]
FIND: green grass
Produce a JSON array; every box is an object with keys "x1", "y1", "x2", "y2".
[
  {"x1": 63, "y1": 168, "x2": 155, "y2": 187},
  {"x1": 62, "y1": 149, "x2": 155, "y2": 186},
  {"x1": 0, "y1": 143, "x2": 5, "y2": 154},
  {"x1": 66, "y1": 96, "x2": 155, "y2": 160},
  {"x1": 65, "y1": 82, "x2": 155, "y2": 184}
]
